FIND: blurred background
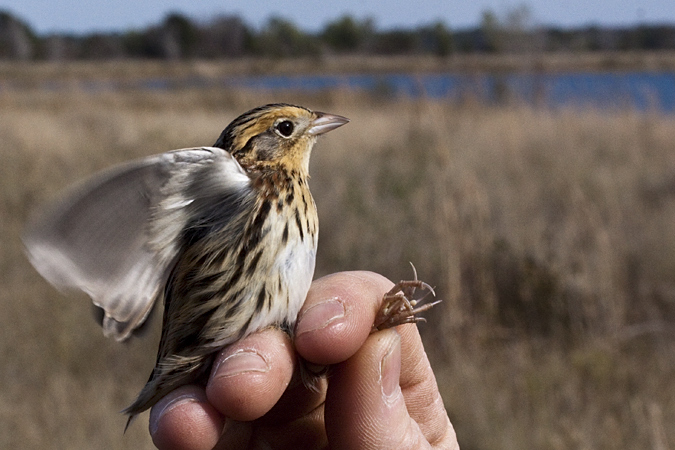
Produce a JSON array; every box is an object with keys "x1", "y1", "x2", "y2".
[{"x1": 1, "y1": 1, "x2": 674, "y2": 448}]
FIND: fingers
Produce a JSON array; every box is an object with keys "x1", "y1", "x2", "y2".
[
  {"x1": 325, "y1": 328, "x2": 458, "y2": 450},
  {"x1": 150, "y1": 328, "x2": 296, "y2": 449},
  {"x1": 205, "y1": 328, "x2": 295, "y2": 422},
  {"x1": 295, "y1": 271, "x2": 394, "y2": 365},
  {"x1": 397, "y1": 324, "x2": 459, "y2": 449},
  {"x1": 149, "y1": 385, "x2": 223, "y2": 450},
  {"x1": 306, "y1": 271, "x2": 458, "y2": 450},
  {"x1": 325, "y1": 329, "x2": 427, "y2": 449},
  {"x1": 150, "y1": 270, "x2": 457, "y2": 450}
]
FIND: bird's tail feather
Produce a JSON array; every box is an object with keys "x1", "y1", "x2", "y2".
[{"x1": 123, "y1": 354, "x2": 209, "y2": 431}]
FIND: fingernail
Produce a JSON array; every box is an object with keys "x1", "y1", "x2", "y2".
[
  {"x1": 296, "y1": 297, "x2": 345, "y2": 335},
  {"x1": 149, "y1": 390, "x2": 202, "y2": 435},
  {"x1": 380, "y1": 332, "x2": 402, "y2": 403},
  {"x1": 212, "y1": 349, "x2": 270, "y2": 379}
]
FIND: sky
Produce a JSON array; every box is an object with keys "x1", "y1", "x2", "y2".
[{"x1": 1, "y1": 0, "x2": 673, "y2": 35}]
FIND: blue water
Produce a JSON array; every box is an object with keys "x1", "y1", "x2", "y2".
[
  {"x1": 4, "y1": 69, "x2": 674, "y2": 113},
  {"x1": 230, "y1": 71, "x2": 675, "y2": 113}
]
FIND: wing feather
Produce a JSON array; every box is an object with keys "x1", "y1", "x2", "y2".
[{"x1": 23, "y1": 147, "x2": 250, "y2": 341}]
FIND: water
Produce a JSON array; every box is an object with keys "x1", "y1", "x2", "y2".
[
  {"x1": 229, "y1": 71, "x2": 675, "y2": 113},
  {"x1": 5, "y1": 69, "x2": 674, "y2": 113}
]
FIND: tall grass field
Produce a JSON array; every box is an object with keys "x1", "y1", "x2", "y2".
[{"x1": 1, "y1": 66, "x2": 675, "y2": 449}]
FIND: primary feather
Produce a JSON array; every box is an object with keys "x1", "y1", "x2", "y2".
[{"x1": 23, "y1": 148, "x2": 249, "y2": 340}]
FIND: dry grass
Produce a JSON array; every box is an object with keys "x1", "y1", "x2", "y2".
[
  {"x1": 1, "y1": 51, "x2": 675, "y2": 87},
  {"x1": 1, "y1": 81, "x2": 675, "y2": 449}
]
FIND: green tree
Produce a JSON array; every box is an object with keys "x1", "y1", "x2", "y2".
[
  {"x1": 373, "y1": 29, "x2": 419, "y2": 54},
  {"x1": 418, "y1": 21, "x2": 453, "y2": 56},
  {"x1": 0, "y1": 10, "x2": 36, "y2": 59},
  {"x1": 480, "y1": 4, "x2": 537, "y2": 53},
  {"x1": 198, "y1": 15, "x2": 251, "y2": 57},
  {"x1": 321, "y1": 15, "x2": 374, "y2": 52},
  {"x1": 163, "y1": 12, "x2": 198, "y2": 57},
  {"x1": 252, "y1": 17, "x2": 319, "y2": 57}
]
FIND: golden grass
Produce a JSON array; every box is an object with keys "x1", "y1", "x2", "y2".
[
  {"x1": 1, "y1": 51, "x2": 675, "y2": 87},
  {"x1": 1, "y1": 82, "x2": 675, "y2": 449}
]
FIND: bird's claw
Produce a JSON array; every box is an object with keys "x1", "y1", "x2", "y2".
[{"x1": 372, "y1": 277, "x2": 441, "y2": 332}]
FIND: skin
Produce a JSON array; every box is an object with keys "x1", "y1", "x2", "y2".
[{"x1": 149, "y1": 271, "x2": 459, "y2": 450}]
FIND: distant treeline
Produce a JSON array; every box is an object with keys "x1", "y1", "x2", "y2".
[{"x1": 1, "y1": 9, "x2": 674, "y2": 60}]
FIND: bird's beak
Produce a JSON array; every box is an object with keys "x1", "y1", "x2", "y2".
[{"x1": 308, "y1": 112, "x2": 350, "y2": 136}]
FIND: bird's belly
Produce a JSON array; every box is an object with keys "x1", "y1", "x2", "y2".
[
  {"x1": 242, "y1": 228, "x2": 317, "y2": 335},
  {"x1": 277, "y1": 237, "x2": 316, "y2": 325}
]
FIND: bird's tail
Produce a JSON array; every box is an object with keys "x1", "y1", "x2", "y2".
[{"x1": 123, "y1": 354, "x2": 209, "y2": 432}]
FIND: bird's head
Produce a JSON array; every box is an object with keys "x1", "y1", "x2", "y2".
[{"x1": 214, "y1": 103, "x2": 349, "y2": 174}]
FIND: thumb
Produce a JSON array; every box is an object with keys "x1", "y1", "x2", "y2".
[{"x1": 325, "y1": 328, "x2": 428, "y2": 450}]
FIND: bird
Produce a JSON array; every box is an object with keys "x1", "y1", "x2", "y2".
[{"x1": 23, "y1": 103, "x2": 437, "y2": 428}]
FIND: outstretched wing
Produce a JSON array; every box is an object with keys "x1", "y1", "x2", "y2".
[{"x1": 23, "y1": 147, "x2": 250, "y2": 341}]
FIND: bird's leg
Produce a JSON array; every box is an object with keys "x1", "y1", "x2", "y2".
[{"x1": 372, "y1": 278, "x2": 441, "y2": 332}]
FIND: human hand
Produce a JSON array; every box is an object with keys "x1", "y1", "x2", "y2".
[{"x1": 149, "y1": 271, "x2": 458, "y2": 449}]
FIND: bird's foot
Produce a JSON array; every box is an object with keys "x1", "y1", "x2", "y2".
[{"x1": 372, "y1": 266, "x2": 441, "y2": 332}]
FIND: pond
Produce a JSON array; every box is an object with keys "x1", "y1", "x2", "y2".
[
  {"x1": 11, "y1": 69, "x2": 675, "y2": 113},
  {"x1": 224, "y1": 71, "x2": 675, "y2": 113}
]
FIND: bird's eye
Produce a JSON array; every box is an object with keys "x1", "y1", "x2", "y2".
[{"x1": 275, "y1": 120, "x2": 294, "y2": 137}]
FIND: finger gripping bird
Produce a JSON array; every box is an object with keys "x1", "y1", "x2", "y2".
[{"x1": 23, "y1": 103, "x2": 438, "y2": 428}]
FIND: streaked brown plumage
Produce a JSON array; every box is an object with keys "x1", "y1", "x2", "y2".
[
  {"x1": 23, "y1": 104, "x2": 348, "y2": 426},
  {"x1": 125, "y1": 104, "x2": 341, "y2": 424}
]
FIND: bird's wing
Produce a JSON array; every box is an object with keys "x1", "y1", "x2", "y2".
[{"x1": 23, "y1": 147, "x2": 251, "y2": 341}]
